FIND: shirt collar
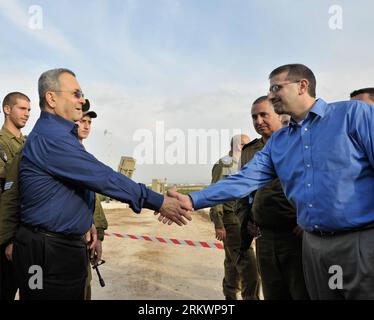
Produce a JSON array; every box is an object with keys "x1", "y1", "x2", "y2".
[
  {"x1": 289, "y1": 98, "x2": 327, "y2": 130},
  {"x1": 1, "y1": 126, "x2": 24, "y2": 142},
  {"x1": 309, "y1": 98, "x2": 328, "y2": 119},
  {"x1": 39, "y1": 111, "x2": 78, "y2": 136}
]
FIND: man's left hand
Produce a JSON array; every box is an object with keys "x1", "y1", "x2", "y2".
[
  {"x1": 90, "y1": 240, "x2": 102, "y2": 265},
  {"x1": 292, "y1": 225, "x2": 304, "y2": 238},
  {"x1": 86, "y1": 223, "x2": 98, "y2": 251},
  {"x1": 5, "y1": 243, "x2": 13, "y2": 261}
]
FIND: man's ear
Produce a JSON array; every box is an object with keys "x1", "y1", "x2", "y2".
[
  {"x1": 45, "y1": 91, "x2": 57, "y2": 109},
  {"x1": 299, "y1": 79, "x2": 309, "y2": 95},
  {"x1": 3, "y1": 104, "x2": 11, "y2": 116}
]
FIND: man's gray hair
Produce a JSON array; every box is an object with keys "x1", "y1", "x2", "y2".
[{"x1": 38, "y1": 68, "x2": 76, "y2": 109}]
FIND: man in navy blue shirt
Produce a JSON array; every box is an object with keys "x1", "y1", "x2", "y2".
[
  {"x1": 161, "y1": 64, "x2": 374, "y2": 299},
  {"x1": 12, "y1": 68, "x2": 191, "y2": 300}
]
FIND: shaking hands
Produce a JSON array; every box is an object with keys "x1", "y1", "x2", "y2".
[{"x1": 155, "y1": 187, "x2": 194, "y2": 226}]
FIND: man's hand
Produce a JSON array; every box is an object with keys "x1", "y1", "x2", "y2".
[
  {"x1": 215, "y1": 227, "x2": 226, "y2": 241},
  {"x1": 86, "y1": 223, "x2": 98, "y2": 251},
  {"x1": 5, "y1": 243, "x2": 13, "y2": 261},
  {"x1": 154, "y1": 187, "x2": 194, "y2": 225},
  {"x1": 90, "y1": 240, "x2": 103, "y2": 266},
  {"x1": 292, "y1": 225, "x2": 304, "y2": 238},
  {"x1": 157, "y1": 195, "x2": 192, "y2": 226},
  {"x1": 167, "y1": 187, "x2": 194, "y2": 211}
]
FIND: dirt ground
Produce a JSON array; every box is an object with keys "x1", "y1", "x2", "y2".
[{"x1": 91, "y1": 202, "x2": 227, "y2": 300}]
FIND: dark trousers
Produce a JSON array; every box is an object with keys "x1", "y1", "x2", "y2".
[
  {"x1": 303, "y1": 228, "x2": 374, "y2": 300},
  {"x1": 0, "y1": 243, "x2": 18, "y2": 300},
  {"x1": 13, "y1": 225, "x2": 88, "y2": 300},
  {"x1": 256, "y1": 229, "x2": 309, "y2": 300}
]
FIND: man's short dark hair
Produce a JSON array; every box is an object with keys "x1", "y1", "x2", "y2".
[
  {"x1": 2, "y1": 92, "x2": 30, "y2": 112},
  {"x1": 252, "y1": 96, "x2": 268, "y2": 106},
  {"x1": 350, "y1": 87, "x2": 374, "y2": 100},
  {"x1": 269, "y1": 64, "x2": 316, "y2": 98}
]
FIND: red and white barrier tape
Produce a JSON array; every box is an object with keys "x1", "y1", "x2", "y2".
[{"x1": 104, "y1": 232, "x2": 224, "y2": 250}]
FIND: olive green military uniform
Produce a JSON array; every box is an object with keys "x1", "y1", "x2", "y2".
[
  {"x1": 0, "y1": 151, "x2": 108, "y2": 300},
  {"x1": 210, "y1": 154, "x2": 259, "y2": 300},
  {"x1": 0, "y1": 127, "x2": 25, "y2": 189},
  {"x1": 0, "y1": 127, "x2": 25, "y2": 300},
  {"x1": 241, "y1": 138, "x2": 309, "y2": 300}
]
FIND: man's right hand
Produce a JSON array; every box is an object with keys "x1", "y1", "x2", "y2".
[
  {"x1": 154, "y1": 187, "x2": 194, "y2": 225},
  {"x1": 166, "y1": 187, "x2": 194, "y2": 211},
  {"x1": 5, "y1": 243, "x2": 13, "y2": 261},
  {"x1": 215, "y1": 227, "x2": 226, "y2": 241},
  {"x1": 157, "y1": 195, "x2": 193, "y2": 226}
]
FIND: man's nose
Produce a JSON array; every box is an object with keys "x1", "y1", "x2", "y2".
[
  {"x1": 268, "y1": 91, "x2": 275, "y2": 99},
  {"x1": 255, "y1": 117, "x2": 264, "y2": 125}
]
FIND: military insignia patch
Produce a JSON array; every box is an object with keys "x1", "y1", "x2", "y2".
[
  {"x1": 4, "y1": 181, "x2": 13, "y2": 191},
  {"x1": 0, "y1": 149, "x2": 7, "y2": 162},
  {"x1": 221, "y1": 155, "x2": 233, "y2": 166}
]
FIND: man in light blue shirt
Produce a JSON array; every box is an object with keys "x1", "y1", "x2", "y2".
[{"x1": 161, "y1": 64, "x2": 374, "y2": 299}]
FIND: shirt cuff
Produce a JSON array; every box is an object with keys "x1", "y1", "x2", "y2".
[
  {"x1": 189, "y1": 191, "x2": 206, "y2": 210},
  {"x1": 96, "y1": 228, "x2": 105, "y2": 241},
  {"x1": 143, "y1": 189, "x2": 164, "y2": 211}
]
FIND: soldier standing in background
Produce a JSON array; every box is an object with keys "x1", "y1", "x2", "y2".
[
  {"x1": 210, "y1": 134, "x2": 260, "y2": 300},
  {"x1": 0, "y1": 92, "x2": 31, "y2": 300},
  {"x1": 75, "y1": 104, "x2": 109, "y2": 300}
]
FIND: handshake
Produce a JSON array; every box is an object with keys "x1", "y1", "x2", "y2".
[{"x1": 154, "y1": 187, "x2": 195, "y2": 226}]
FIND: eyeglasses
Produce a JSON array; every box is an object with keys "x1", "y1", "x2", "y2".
[
  {"x1": 52, "y1": 90, "x2": 85, "y2": 99},
  {"x1": 269, "y1": 80, "x2": 300, "y2": 93}
]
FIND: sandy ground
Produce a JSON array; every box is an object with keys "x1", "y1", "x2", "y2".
[{"x1": 91, "y1": 202, "x2": 226, "y2": 300}]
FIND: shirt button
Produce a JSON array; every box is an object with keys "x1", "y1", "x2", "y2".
[
  {"x1": 308, "y1": 204, "x2": 313, "y2": 208},
  {"x1": 307, "y1": 183, "x2": 311, "y2": 187},
  {"x1": 306, "y1": 164, "x2": 311, "y2": 168},
  {"x1": 305, "y1": 145, "x2": 309, "y2": 149},
  {"x1": 304, "y1": 128, "x2": 308, "y2": 131},
  {"x1": 314, "y1": 225, "x2": 319, "y2": 229}
]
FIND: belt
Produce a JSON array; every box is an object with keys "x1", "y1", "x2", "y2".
[
  {"x1": 308, "y1": 221, "x2": 374, "y2": 237},
  {"x1": 21, "y1": 223, "x2": 84, "y2": 241}
]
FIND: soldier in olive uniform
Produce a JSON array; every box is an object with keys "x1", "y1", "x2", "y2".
[
  {"x1": 210, "y1": 134, "x2": 260, "y2": 300},
  {"x1": 241, "y1": 96, "x2": 309, "y2": 300},
  {"x1": 0, "y1": 92, "x2": 31, "y2": 300},
  {"x1": 76, "y1": 107, "x2": 109, "y2": 300}
]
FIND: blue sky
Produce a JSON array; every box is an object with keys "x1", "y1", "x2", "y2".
[{"x1": 0, "y1": 0, "x2": 373, "y2": 183}]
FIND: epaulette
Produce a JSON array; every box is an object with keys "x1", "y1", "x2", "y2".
[
  {"x1": 220, "y1": 155, "x2": 233, "y2": 167},
  {"x1": 242, "y1": 138, "x2": 260, "y2": 151}
]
